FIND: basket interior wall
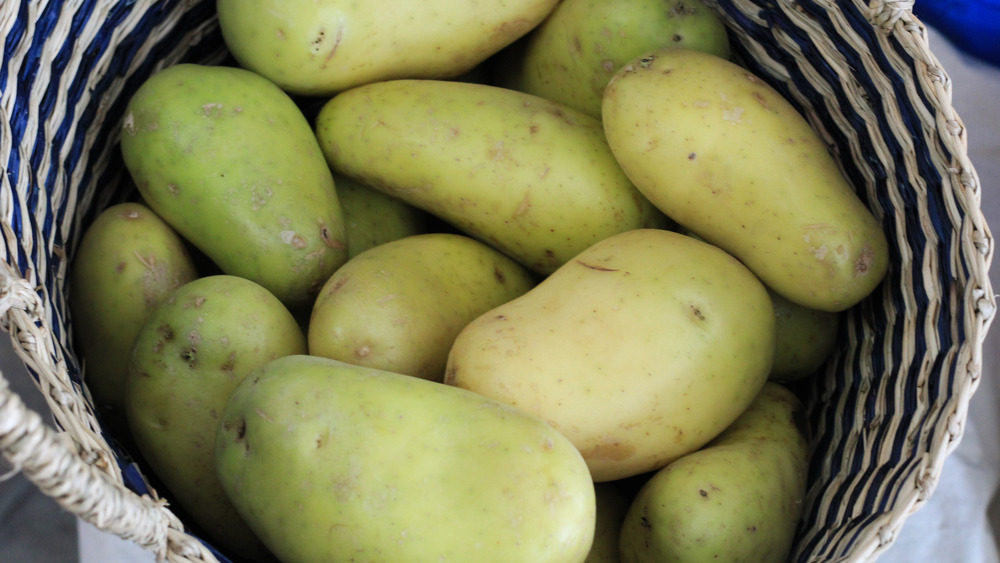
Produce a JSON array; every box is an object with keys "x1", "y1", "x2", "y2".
[{"x1": 1, "y1": 1, "x2": 992, "y2": 562}]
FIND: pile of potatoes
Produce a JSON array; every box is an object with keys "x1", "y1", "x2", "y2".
[{"x1": 69, "y1": 1, "x2": 890, "y2": 562}]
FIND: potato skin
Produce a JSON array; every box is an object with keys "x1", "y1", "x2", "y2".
[
  {"x1": 308, "y1": 233, "x2": 537, "y2": 382},
  {"x1": 126, "y1": 275, "x2": 306, "y2": 561},
  {"x1": 316, "y1": 79, "x2": 669, "y2": 275},
  {"x1": 603, "y1": 48, "x2": 889, "y2": 312},
  {"x1": 69, "y1": 202, "x2": 198, "y2": 411},
  {"x1": 618, "y1": 383, "x2": 809, "y2": 563},
  {"x1": 334, "y1": 172, "x2": 430, "y2": 259},
  {"x1": 495, "y1": 0, "x2": 730, "y2": 118},
  {"x1": 120, "y1": 63, "x2": 348, "y2": 310},
  {"x1": 445, "y1": 229, "x2": 775, "y2": 482},
  {"x1": 216, "y1": 0, "x2": 560, "y2": 96},
  {"x1": 215, "y1": 355, "x2": 596, "y2": 563}
]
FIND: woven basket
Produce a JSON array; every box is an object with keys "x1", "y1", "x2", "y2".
[{"x1": 0, "y1": 1, "x2": 993, "y2": 562}]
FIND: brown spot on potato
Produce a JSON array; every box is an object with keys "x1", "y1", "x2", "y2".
[
  {"x1": 580, "y1": 440, "x2": 636, "y2": 461},
  {"x1": 355, "y1": 345, "x2": 371, "y2": 359},
  {"x1": 855, "y1": 245, "x2": 875, "y2": 276},
  {"x1": 576, "y1": 260, "x2": 619, "y2": 272}
]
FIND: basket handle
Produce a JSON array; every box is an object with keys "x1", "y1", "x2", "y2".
[{"x1": 0, "y1": 266, "x2": 219, "y2": 563}]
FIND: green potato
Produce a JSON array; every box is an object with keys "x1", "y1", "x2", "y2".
[
  {"x1": 215, "y1": 354, "x2": 596, "y2": 563},
  {"x1": 334, "y1": 172, "x2": 430, "y2": 259},
  {"x1": 69, "y1": 202, "x2": 198, "y2": 411},
  {"x1": 120, "y1": 63, "x2": 348, "y2": 310},
  {"x1": 216, "y1": 0, "x2": 559, "y2": 96},
  {"x1": 603, "y1": 48, "x2": 889, "y2": 312},
  {"x1": 495, "y1": 0, "x2": 729, "y2": 118},
  {"x1": 618, "y1": 382, "x2": 809, "y2": 563},
  {"x1": 126, "y1": 275, "x2": 306, "y2": 562},
  {"x1": 309, "y1": 233, "x2": 537, "y2": 382},
  {"x1": 445, "y1": 229, "x2": 775, "y2": 482},
  {"x1": 316, "y1": 79, "x2": 669, "y2": 275},
  {"x1": 769, "y1": 289, "x2": 840, "y2": 382}
]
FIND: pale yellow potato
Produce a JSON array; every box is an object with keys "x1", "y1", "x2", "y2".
[
  {"x1": 315, "y1": 79, "x2": 669, "y2": 275},
  {"x1": 445, "y1": 229, "x2": 774, "y2": 482},
  {"x1": 308, "y1": 233, "x2": 537, "y2": 381},
  {"x1": 618, "y1": 383, "x2": 809, "y2": 563},
  {"x1": 215, "y1": 355, "x2": 596, "y2": 563},
  {"x1": 216, "y1": 0, "x2": 560, "y2": 96},
  {"x1": 603, "y1": 48, "x2": 889, "y2": 312}
]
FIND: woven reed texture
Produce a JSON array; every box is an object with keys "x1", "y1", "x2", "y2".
[{"x1": 0, "y1": 1, "x2": 993, "y2": 562}]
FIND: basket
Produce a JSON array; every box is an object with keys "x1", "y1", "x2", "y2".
[{"x1": 0, "y1": 1, "x2": 993, "y2": 561}]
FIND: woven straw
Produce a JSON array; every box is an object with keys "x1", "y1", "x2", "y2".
[{"x1": 0, "y1": 1, "x2": 993, "y2": 562}]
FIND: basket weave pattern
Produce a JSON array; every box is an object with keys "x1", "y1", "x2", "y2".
[{"x1": 0, "y1": 1, "x2": 993, "y2": 562}]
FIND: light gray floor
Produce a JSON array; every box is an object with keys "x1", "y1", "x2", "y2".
[
  {"x1": 0, "y1": 22, "x2": 997, "y2": 563},
  {"x1": 0, "y1": 341, "x2": 78, "y2": 562}
]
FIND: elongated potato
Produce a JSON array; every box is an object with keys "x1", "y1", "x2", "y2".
[
  {"x1": 603, "y1": 48, "x2": 889, "y2": 312},
  {"x1": 316, "y1": 79, "x2": 668, "y2": 275},
  {"x1": 120, "y1": 63, "x2": 348, "y2": 310},
  {"x1": 216, "y1": 355, "x2": 596, "y2": 563},
  {"x1": 217, "y1": 0, "x2": 559, "y2": 96}
]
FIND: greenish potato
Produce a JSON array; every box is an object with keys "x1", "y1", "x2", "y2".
[
  {"x1": 216, "y1": 0, "x2": 560, "y2": 96},
  {"x1": 120, "y1": 63, "x2": 348, "y2": 310},
  {"x1": 309, "y1": 233, "x2": 537, "y2": 382},
  {"x1": 602, "y1": 48, "x2": 889, "y2": 312},
  {"x1": 215, "y1": 355, "x2": 596, "y2": 563},
  {"x1": 618, "y1": 382, "x2": 809, "y2": 563},
  {"x1": 316, "y1": 79, "x2": 669, "y2": 275},
  {"x1": 334, "y1": 172, "x2": 430, "y2": 259},
  {"x1": 495, "y1": 0, "x2": 729, "y2": 118},
  {"x1": 126, "y1": 275, "x2": 306, "y2": 562},
  {"x1": 585, "y1": 482, "x2": 632, "y2": 563},
  {"x1": 69, "y1": 202, "x2": 198, "y2": 411},
  {"x1": 445, "y1": 229, "x2": 775, "y2": 482},
  {"x1": 769, "y1": 289, "x2": 840, "y2": 382}
]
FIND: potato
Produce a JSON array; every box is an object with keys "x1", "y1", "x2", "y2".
[
  {"x1": 215, "y1": 355, "x2": 596, "y2": 563},
  {"x1": 602, "y1": 48, "x2": 889, "y2": 312},
  {"x1": 445, "y1": 229, "x2": 774, "y2": 481},
  {"x1": 334, "y1": 172, "x2": 430, "y2": 259},
  {"x1": 216, "y1": 0, "x2": 560, "y2": 96},
  {"x1": 769, "y1": 289, "x2": 840, "y2": 381},
  {"x1": 126, "y1": 275, "x2": 306, "y2": 561},
  {"x1": 494, "y1": 0, "x2": 729, "y2": 118},
  {"x1": 69, "y1": 202, "x2": 198, "y2": 411},
  {"x1": 120, "y1": 63, "x2": 348, "y2": 310},
  {"x1": 618, "y1": 383, "x2": 809, "y2": 562},
  {"x1": 315, "y1": 79, "x2": 669, "y2": 275},
  {"x1": 308, "y1": 233, "x2": 537, "y2": 381}
]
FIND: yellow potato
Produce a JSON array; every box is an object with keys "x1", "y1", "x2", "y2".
[
  {"x1": 618, "y1": 382, "x2": 809, "y2": 562},
  {"x1": 216, "y1": 0, "x2": 559, "y2": 96},
  {"x1": 446, "y1": 229, "x2": 774, "y2": 481},
  {"x1": 308, "y1": 233, "x2": 536, "y2": 381},
  {"x1": 603, "y1": 48, "x2": 889, "y2": 312},
  {"x1": 315, "y1": 79, "x2": 668, "y2": 275}
]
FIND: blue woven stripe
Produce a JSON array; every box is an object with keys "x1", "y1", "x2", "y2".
[{"x1": 704, "y1": 0, "x2": 968, "y2": 559}]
